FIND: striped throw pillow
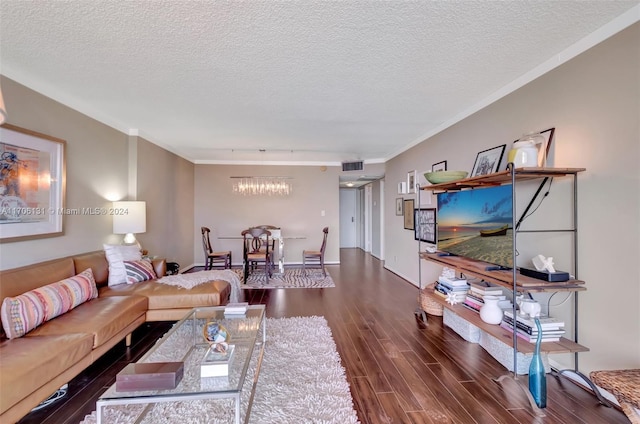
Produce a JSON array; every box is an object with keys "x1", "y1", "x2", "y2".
[
  {"x1": 0, "y1": 268, "x2": 98, "y2": 339},
  {"x1": 123, "y1": 259, "x2": 157, "y2": 284}
]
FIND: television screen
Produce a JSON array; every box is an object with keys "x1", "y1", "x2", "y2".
[{"x1": 437, "y1": 185, "x2": 513, "y2": 269}]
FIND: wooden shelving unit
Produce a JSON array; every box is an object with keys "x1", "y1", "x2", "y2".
[
  {"x1": 417, "y1": 166, "x2": 598, "y2": 416},
  {"x1": 419, "y1": 254, "x2": 588, "y2": 355}
]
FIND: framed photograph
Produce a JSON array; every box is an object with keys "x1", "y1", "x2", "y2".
[
  {"x1": 432, "y1": 161, "x2": 447, "y2": 172},
  {"x1": 0, "y1": 124, "x2": 66, "y2": 241},
  {"x1": 397, "y1": 181, "x2": 407, "y2": 194},
  {"x1": 407, "y1": 170, "x2": 416, "y2": 193},
  {"x1": 403, "y1": 199, "x2": 414, "y2": 230},
  {"x1": 471, "y1": 144, "x2": 506, "y2": 177},
  {"x1": 395, "y1": 198, "x2": 403, "y2": 216},
  {"x1": 414, "y1": 208, "x2": 436, "y2": 244}
]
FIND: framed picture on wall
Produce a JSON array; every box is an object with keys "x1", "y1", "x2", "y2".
[
  {"x1": 407, "y1": 170, "x2": 416, "y2": 193},
  {"x1": 403, "y1": 199, "x2": 415, "y2": 230},
  {"x1": 471, "y1": 144, "x2": 506, "y2": 177},
  {"x1": 395, "y1": 198, "x2": 403, "y2": 216},
  {"x1": 432, "y1": 161, "x2": 447, "y2": 172},
  {"x1": 0, "y1": 124, "x2": 66, "y2": 242},
  {"x1": 414, "y1": 208, "x2": 436, "y2": 244}
]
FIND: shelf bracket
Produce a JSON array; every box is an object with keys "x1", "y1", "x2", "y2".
[
  {"x1": 515, "y1": 177, "x2": 550, "y2": 231},
  {"x1": 495, "y1": 374, "x2": 546, "y2": 417},
  {"x1": 553, "y1": 368, "x2": 611, "y2": 407}
]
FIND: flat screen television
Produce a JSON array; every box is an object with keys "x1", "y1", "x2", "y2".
[{"x1": 436, "y1": 185, "x2": 513, "y2": 269}]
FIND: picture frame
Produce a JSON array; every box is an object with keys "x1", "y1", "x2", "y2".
[
  {"x1": 471, "y1": 144, "x2": 506, "y2": 177},
  {"x1": 403, "y1": 199, "x2": 414, "y2": 230},
  {"x1": 407, "y1": 170, "x2": 416, "y2": 193},
  {"x1": 395, "y1": 198, "x2": 403, "y2": 216},
  {"x1": 414, "y1": 208, "x2": 436, "y2": 244},
  {"x1": 0, "y1": 124, "x2": 66, "y2": 241},
  {"x1": 397, "y1": 181, "x2": 407, "y2": 194},
  {"x1": 432, "y1": 160, "x2": 447, "y2": 172}
]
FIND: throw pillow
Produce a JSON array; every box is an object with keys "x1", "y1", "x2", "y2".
[
  {"x1": 103, "y1": 244, "x2": 142, "y2": 286},
  {"x1": 1, "y1": 268, "x2": 98, "y2": 339},
  {"x1": 123, "y1": 259, "x2": 157, "y2": 284}
]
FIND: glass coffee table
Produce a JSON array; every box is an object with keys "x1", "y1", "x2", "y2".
[{"x1": 96, "y1": 305, "x2": 266, "y2": 424}]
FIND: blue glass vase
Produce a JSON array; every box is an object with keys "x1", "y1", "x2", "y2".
[{"x1": 528, "y1": 317, "x2": 547, "y2": 408}]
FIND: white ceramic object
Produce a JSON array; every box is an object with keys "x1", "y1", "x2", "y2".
[
  {"x1": 480, "y1": 295, "x2": 504, "y2": 324},
  {"x1": 518, "y1": 298, "x2": 541, "y2": 319}
]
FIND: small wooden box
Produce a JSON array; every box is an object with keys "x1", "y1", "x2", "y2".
[{"x1": 116, "y1": 362, "x2": 184, "y2": 392}]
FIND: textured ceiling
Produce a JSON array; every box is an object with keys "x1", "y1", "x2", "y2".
[{"x1": 1, "y1": 1, "x2": 638, "y2": 165}]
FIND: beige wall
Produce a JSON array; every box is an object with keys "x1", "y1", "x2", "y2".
[
  {"x1": 385, "y1": 24, "x2": 640, "y2": 373},
  {"x1": 136, "y1": 137, "x2": 195, "y2": 268},
  {"x1": 193, "y1": 164, "x2": 340, "y2": 269},
  {"x1": 0, "y1": 77, "x2": 195, "y2": 270}
]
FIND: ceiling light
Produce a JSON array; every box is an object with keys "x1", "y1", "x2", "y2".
[{"x1": 231, "y1": 177, "x2": 292, "y2": 196}]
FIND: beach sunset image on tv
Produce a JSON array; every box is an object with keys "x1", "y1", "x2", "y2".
[{"x1": 436, "y1": 184, "x2": 513, "y2": 269}]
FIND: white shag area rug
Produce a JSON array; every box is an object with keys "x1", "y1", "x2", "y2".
[
  {"x1": 157, "y1": 270, "x2": 242, "y2": 303},
  {"x1": 79, "y1": 316, "x2": 359, "y2": 424},
  {"x1": 242, "y1": 267, "x2": 335, "y2": 289}
]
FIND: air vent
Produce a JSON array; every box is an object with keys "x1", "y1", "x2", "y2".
[{"x1": 342, "y1": 161, "x2": 364, "y2": 171}]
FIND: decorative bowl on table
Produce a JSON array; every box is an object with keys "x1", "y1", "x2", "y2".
[
  {"x1": 423, "y1": 170, "x2": 469, "y2": 184},
  {"x1": 203, "y1": 321, "x2": 230, "y2": 353}
]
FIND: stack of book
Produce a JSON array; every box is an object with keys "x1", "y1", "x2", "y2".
[
  {"x1": 463, "y1": 282, "x2": 510, "y2": 313},
  {"x1": 500, "y1": 310, "x2": 566, "y2": 343},
  {"x1": 434, "y1": 275, "x2": 469, "y2": 303},
  {"x1": 224, "y1": 302, "x2": 248, "y2": 317}
]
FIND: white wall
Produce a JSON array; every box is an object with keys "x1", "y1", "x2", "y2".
[{"x1": 384, "y1": 23, "x2": 640, "y2": 374}]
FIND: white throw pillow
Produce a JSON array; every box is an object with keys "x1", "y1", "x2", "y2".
[{"x1": 103, "y1": 244, "x2": 142, "y2": 286}]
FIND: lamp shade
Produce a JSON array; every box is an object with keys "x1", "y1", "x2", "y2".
[{"x1": 112, "y1": 201, "x2": 146, "y2": 234}]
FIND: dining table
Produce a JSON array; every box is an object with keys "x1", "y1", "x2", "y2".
[{"x1": 218, "y1": 230, "x2": 306, "y2": 274}]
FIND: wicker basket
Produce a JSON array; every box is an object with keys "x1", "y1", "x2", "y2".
[{"x1": 419, "y1": 283, "x2": 444, "y2": 316}]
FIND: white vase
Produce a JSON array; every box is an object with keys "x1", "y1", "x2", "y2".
[{"x1": 480, "y1": 296, "x2": 504, "y2": 324}]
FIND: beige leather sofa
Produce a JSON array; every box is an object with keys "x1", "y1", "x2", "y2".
[{"x1": 0, "y1": 251, "x2": 230, "y2": 424}]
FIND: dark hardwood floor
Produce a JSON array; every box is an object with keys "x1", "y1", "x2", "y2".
[{"x1": 19, "y1": 249, "x2": 625, "y2": 424}]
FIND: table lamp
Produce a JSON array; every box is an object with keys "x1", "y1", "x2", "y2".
[{"x1": 113, "y1": 201, "x2": 146, "y2": 248}]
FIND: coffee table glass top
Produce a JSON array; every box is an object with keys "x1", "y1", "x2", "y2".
[{"x1": 99, "y1": 305, "x2": 266, "y2": 401}]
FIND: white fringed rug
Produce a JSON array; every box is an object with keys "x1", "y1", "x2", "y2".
[
  {"x1": 79, "y1": 316, "x2": 359, "y2": 424},
  {"x1": 241, "y1": 267, "x2": 335, "y2": 289}
]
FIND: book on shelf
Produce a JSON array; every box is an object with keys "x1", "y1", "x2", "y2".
[
  {"x1": 502, "y1": 315, "x2": 563, "y2": 335},
  {"x1": 503, "y1": 310, "x2": 565, "y2": 329},
  {"x1": 469, "y1": 283, "x2": 503, "y2": 296},
  {"x1": 464, "y1": 297, "x2": 483, "y2": 310},
  {"x1": 438, "y1": 275, "x2": 469, "y2": 287},
  {"x1": 462, "y1": 302, "x2": 481, "y2": 313},
  {"x1": 499, "y1": 322, "x2": 563, "y2": 343},
  {"x1": 201, "y1": 344, "x2": 235, "y2": 377}
]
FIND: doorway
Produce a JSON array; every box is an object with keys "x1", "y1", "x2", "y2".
[{"x1": 339, "y1": 189, "x2": 357, "y2": 248}]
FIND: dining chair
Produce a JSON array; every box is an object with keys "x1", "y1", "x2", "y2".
[
  {"x1": 242, "y1": 227, "x2": 273, "y2": 284},
  {"x1": 201, "y1": 227, "x2": 232, "y2": 270},
  {"x1": 302, "y1": 227, "x2": 329, "y2": 277}
]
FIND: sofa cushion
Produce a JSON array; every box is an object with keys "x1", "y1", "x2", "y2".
[
  {"x1": 0, "y1": 333, "x2": 94, "y2": 415},
  {"x1": 1, "y1": 268, "x2": 98, "y2": 339},
  {"x1": 27, "y1": 295, "x2": 148, "y2": 348},
  {"x1": 100, "y1": 279, "x2": 230, "y2": 310},
  {"x1": 103, "y1": 244, "x2": 142, "y2": 286},
  {"x1": 124, "y1": 259, "x2": 157, "y2": 284}
]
